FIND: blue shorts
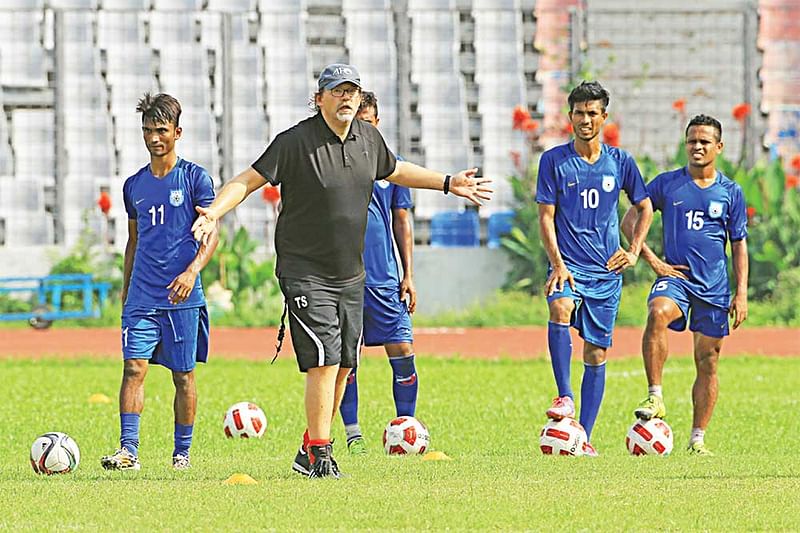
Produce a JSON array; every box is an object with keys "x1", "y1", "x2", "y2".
[
  {"x1": 546, "y1": 274, "x2": 622, "y2": 348},
  {"x1": 363, "y1": 286, "x2": 413, "y2": 347},
  {"x1": 648, "y1": 278, "x2": 729, "y2": 338},
  {"x1": 121, "y1": 306, "x2": 209, "y2": 372}
]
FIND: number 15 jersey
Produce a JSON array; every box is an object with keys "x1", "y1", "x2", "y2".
[
  {"x1": 123, "y1": 158, "x2": 215, "y2": 309},
  {"x1": 647, "y1": 168, "x2": 747, "y2": 306},
  {"x1": 536, "y1": 141, "x2": 648, "y2": 280}
]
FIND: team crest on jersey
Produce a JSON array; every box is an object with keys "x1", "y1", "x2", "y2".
[
  {"x1": 602, "y1": 175, "x2": 616, "y2": 192},
  {"x1": 708, "y1": 201, "x2": 723, "y2": 218},
  {"x1": 169, "y1": 189, "x2": 184, "y2": 207},
  {"x1": 376, "y1": 179, "x2": 391, "y2": 189}
]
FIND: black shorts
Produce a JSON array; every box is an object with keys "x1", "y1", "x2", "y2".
[{"x1": 279, "y1": 276, "x2": 364, "y2": 372}]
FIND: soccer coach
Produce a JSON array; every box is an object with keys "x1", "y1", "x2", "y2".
[{"x1": 192, "y1": 64, "x2": 492, "y2": 478}]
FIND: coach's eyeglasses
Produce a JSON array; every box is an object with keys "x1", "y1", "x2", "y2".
[{"x1": 330, "y1": 86, "x2": 361, "y2": 98}]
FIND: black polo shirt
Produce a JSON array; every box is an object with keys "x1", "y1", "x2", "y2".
[{"x1": 252, "y1": 113, "x2": 397, "y2": 282}]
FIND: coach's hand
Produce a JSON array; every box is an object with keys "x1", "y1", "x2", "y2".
[
  {"x1": 167, "y1": 270, "x2": 197, "y2": 305},
  {"x1": 545, "y1": 264, "x2": 575, "y2": 297},
  {"x1": 192, "y1": 206, "x2": 217, "y2": 244},
  {"x1": 606, "y1": 248, "x2": 638, "y2": 274},
  {"x1": 730, "y1": 292, "x2": 748, "y2": 329},
  {"x1": 651, "y1": 259, "x2": 689, "y2": 280},
  {"x1": 449, "y1": 168, "x2": 493, "y2": 206},
  {"x1": 400, "y1": 275, "x2": 417, "y2": 314}
]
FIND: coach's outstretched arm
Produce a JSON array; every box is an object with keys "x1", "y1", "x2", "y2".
[
  {"x1": 192, "y1": 167, "x2": 267, "y2": 243},
  {"x1": 386, "y1": 162, "x2": 493, "y2": 206}
]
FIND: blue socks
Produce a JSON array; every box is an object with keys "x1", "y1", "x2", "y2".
[
  {"x1": 120, "y1": 412, "x2": 140, "y2": 456},
  {"x1": 548, "y1": 322, "x2": 574, "y2": 399},
  {"x1": 339, "y1": 355, "x2": 418, "y2": 443},
  {"x1": 579, "y1": 362, "x2": 606, "y2": 441},
  {"x1": 390, "y1": 355, "x2": 418, "y2": 417},
  {"x1": 121, "y1": 413, "x2": 193, "y2": 458},
  {"x1": 173, "y1": 423, "x2": 193, "y2": 458},
  {"x1": 340, "y1": 367, "x2": 360, "y2": 424}
]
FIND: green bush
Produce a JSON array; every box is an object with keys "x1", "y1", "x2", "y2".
[{"x1": 201, "y1": 226, "x2": 284, "y2": 326}]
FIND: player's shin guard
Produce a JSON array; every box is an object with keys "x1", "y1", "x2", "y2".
[
  {"x1": 548, "y1": 322, "x2": 574, "y2": 399},
  {"x1": 120, "y1": 412, "x2": 140, "y2": 456},
  {"x1": 173, "y1": 423, "x2": 193, "y2": 458},
  {"x1": 579, "y1": 361, "x2": 606, "y2": 440},
  {"x1": 389, "y1": 354, "x2": 418, "y2": 417}
]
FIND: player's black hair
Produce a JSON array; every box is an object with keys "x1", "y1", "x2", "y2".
[
  {"x1": 309, "y1": 90, "x2": 323, "y2": 113},
  {"x1": 358, "y1": 91, "x2": 378, "y2": 117},
  {"x1": 567, "y1": 81, "x2": 610, "y2": 112},
  {"x1": 686, "y1": 114, "x2": 722, "y2": 141},
  {"x1": 136, "y1": 93, "x2": 181, "y2": 127}
]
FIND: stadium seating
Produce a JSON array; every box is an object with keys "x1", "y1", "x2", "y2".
[
  {"x1": 758, "y1": 0, "x2": 800, "y2": 163},
  {"x1": 583, "y1": 2, "x2": 753, "y2": 163},
  {"x1": 429, "y1": 210, "x2": 480, "y2": 247},
  {"x1": 486, "y1": 210, "x2": 515, "y2": 249},
  {"x1": 0, "y1": 0, "x2": 781, "y2": 249}
]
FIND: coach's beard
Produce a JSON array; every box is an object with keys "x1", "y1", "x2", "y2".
[{"x1": 336, "y1": 109, "x2": 355, "y2": 122}]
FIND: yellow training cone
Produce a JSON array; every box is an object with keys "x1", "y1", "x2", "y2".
[
  {"x1": 224, "y1": 473, "x2": 258, "y2": 485},
  {"x1": 422, "y1": 451, "x2": 452, "y2": 461},
  {"x1": 88, "y1": 393, "x2": 112, "y2": 404}
]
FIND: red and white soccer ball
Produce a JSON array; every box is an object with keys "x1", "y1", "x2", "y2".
[
  {"x1": 30, "y1": 432, "x2": 80, "y2": 475},
  {"x1": 626, "y1": 418, "x2": 673, "y2": 456},
  {"x1": 383, "y1": 416, "x2": 430, "y2": 455},
  {"x1": 223, "y1": 402, "x2": 267, "y2": 438},
  {"x1": 539, "y1": 418, "x2": 587, "y2": 456}
]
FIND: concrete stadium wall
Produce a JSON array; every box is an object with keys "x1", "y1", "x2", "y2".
[
  {"x1": 0, "y1": 245, "x2": 512, "y2": 315},
  {"x1": 0, "y1": 247, "x2": 57, "y2": 278},
  {"x1": 412, "y1": 246, "x2": 512, "y2": 315}
]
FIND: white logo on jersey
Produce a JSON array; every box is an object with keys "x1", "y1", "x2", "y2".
[
  {"x1": 673, "y1": 200, "x2": 684, "y2": 206},
  {"x1": 169, "y1": 189, "x2": 184, "y2": 207},
  {"x1": 377, "y1": 179, "x2": 390, "y2": 189},
  {"x1": 135, "y1": 198, "x2": 145, "y2": 205},
  {"x1": 567, "y1": 182, "x2": 577, "y2": 187},
  {"x1": 602, "y1": 175, "x2": 615, "y2": 192},
  {"x1": 708, "y1": 201, "x2": 723, "y2": 218}
]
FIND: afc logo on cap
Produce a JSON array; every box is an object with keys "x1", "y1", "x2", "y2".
[{"x1": 333, "y1": 67, "x2": 353, "y2": 76}]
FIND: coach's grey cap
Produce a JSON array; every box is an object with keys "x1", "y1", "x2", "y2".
[{"x1": 318, "y1": 63, "x2": 361, "y2": 91}]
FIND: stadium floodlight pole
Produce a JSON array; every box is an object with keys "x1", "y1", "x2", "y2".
[
  {"x1": 53, "y1": 9, "x2": 66, "y2": 246},
  {"x1": 219, "y1": 12, "x2": 237, "y2": 239}
]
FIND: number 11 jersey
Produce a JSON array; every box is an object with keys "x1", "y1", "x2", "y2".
[{"x1": 123, "y1": 158, "x2": 215, "y2": 309}]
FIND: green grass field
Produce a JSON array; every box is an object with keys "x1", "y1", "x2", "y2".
[{"x1": 1, "y1": 354, "x2": 798, "y2": 531}]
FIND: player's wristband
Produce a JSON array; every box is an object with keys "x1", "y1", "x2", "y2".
[{"x1": 443, "y1": 174, "x2": 451, "y2": 195}]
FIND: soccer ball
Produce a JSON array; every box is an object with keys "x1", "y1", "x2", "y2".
[
  {"x1": 626, "y1": 418, "x2": 673, "y2": 456},
  {"x1": 30, "y1": 432, "x2": 80, "y2": 475},
  {"x1": 539, "y1": 418, "x2": 587, "y2": 456},
  {"x1": 223, "y1": 402, "x2": 267, "y2": 438},
  {"x1": 383, "y1": 416, "x2": 430, "y2": 455}
]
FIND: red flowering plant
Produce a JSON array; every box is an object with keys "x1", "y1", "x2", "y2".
[
  {"x1": 720, "y1": 152, "x2": 800, "y2": 300},
  {"x1": 502, "y1": 105, "x2": 551, "y2": 293},
  {"x1": 262, "y1": 184, "x2": 281, "y2": 205},
  {"x1": 97, "y1": 191, "x2": 112, "y2": 216},
  {"x1": 602, "y1": 123, "x2": 620, "y2": 147},
  {"x1": 791, "y1": 154, "x2": 800, "y2": 173}
]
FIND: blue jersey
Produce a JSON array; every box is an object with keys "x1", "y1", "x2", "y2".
[
  {"x1": 536, "y1": 141, "x2": 648, "y2": 280},
  {"x1": 123, "y1": 158, "x2": 215, "y2": 309},
  {"x1": 363, "y1": 179, "x2": 413, "y2": 288},
  {"x1": 647, "y1": 168, "x2": 747, "y2": 306}
]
